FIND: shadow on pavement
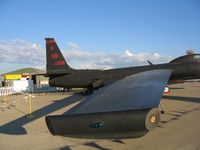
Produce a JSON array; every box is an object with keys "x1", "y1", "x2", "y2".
[
  {"x1": 0, "y1": 94, "x2": 84, "y2": 135},
  {"x1": 162, "y1": 95, "x2": 200, "y2": 103},
  {"x1": 59, "y1": 146, "x2": 72, "y2": 150},
  {"x1": 170, "y1": 87, "x2": 185, "y2": 90},
  {"x1": 84, "y1": 142, "x2": 111, "y2": 150},
  {"x1": 158, "y1": 107, "x2": 200, "y2": 127}
]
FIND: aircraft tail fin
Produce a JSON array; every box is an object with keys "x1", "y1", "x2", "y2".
[{"x1": 45, "y1": 38, "x2": 74, "y2": 75}]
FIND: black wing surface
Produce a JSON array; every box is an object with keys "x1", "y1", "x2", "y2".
[
  {"x1": 67, "y1": 69, "x2": 172, "y2": 114},
  {"x1": 45, "y1": 69, "x2": 172, "y2": 139}
]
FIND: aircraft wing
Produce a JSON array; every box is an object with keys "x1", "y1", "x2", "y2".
[
  {"x1": 46, "y1": 69, "x2": 172, "y2": 139},
  {"x1": 67, "y1": 69, "x2": 172, "y2": 114}
]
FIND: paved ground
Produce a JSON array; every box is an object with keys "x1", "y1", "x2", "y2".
[{"x1": 0, "y1": 82, "x2": 200, "y2": 150}]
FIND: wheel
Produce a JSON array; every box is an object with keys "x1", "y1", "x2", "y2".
[
  {"x1": 81, "y1": 85, "x2": 93, "y2": 95},
  {"x1": 145, "y1": 108, "x2": 160, "y2": 130},
  {"x1": 87, "y1": 85, "x2": 93, "y2": 94}
]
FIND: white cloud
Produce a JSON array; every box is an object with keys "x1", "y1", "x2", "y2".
[
  {"x1": 67, "y1": 42, "x2": 80, "y2": 49},
  {"x1": 124, "y1": 50, "x2": 133, "y2": 57},
  {"x1": 80, "y1": 63, "x2": 113, "y2": 70},
  {"x1": 34, "y1": 65, "x2": 46, "y2": 70},
  {"x1": 0, "y1": 39, "x2": 45, "y2": 66},
  {"x1": 0, "y1": 39, "x2": 173, "y2": 72}
]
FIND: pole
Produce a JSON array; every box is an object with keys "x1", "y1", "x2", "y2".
[
  {"x1": 27, "y1": 92, "x2": 35, "y2": 119},
  {"x1": 4, "y1": 88, "x2": 7, "y2": 104}
]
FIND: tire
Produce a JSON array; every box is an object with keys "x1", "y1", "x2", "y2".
[{"x1": 145, "y1": 108, "x2": 160, "y2": 130}]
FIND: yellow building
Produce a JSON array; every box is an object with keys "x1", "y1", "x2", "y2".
[{"x1": 4, "y1": 74, "x2": 22, "y2": 80}]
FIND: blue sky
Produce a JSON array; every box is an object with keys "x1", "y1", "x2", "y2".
[{"x1": 0, "y1": 0, "x2": 200, "y2": 73}]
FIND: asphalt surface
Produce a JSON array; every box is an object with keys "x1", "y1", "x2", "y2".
[{"x1": 0, "y1": 82, "x2": 200, "y2": 150}]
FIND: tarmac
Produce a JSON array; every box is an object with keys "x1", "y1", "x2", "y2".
[{"x1": 0, "y1": 82, "x2": 200, "y2": 150}]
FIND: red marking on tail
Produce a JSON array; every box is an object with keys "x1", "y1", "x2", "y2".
[
  {"x1": 51, "y1": 53, "x2": 59, "y2": 59},
  {"x1": 54, "y1": 60, "x2": 66, "y2": 66},
  {"x1": 46, "y1": 40, "x2": 56, "y2": 44},
  {"x1": 50, "y1": 46, "x2": 55, "y2": 50}
]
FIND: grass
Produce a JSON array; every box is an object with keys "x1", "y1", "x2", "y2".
[{"x1": 2, "y1": 68, "x2": 46, "y2": 75}]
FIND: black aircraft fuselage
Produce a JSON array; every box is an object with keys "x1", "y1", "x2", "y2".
[
  {"x1": 49, "y1": 61, "x2": 200, "y2": 88},
  {"x1": 45, "y1": 38, "x2": 200, "y2": 139},
  {"x1": 45, "y1": 38, "x2": 200, "y2": 90}
]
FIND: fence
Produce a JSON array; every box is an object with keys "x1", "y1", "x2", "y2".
[
  {"x1": 26, "y1": 85, "x2": 61, "y2": 93},
  {"x1": 0, "y1": 87, "x2": 16, "y2": 96},
  {"x1": 0, "y1": 85, "x2": 62, "y2": 96}
]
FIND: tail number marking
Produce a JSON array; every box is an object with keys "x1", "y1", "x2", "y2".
[
  {"x1": 50, "y1": 46, "x2": 55, "y2": 50},
  {"x1": 54, "y1": 60, "x2": 66, "y2": 66},
  {"x1": 51, "y1": 53, "x2": 59, "y2": 59}
]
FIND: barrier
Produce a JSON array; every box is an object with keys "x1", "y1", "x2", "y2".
[
  {"x1": 0, "y1": 94, "x2": 35, "y2": 112},
  {"x1": 25, "y1": 94, "x2": 35, "y2": 119},
  {"x1": 26, "y1": 85, "x2": 60, "y2": 93},
  {"x1": 0, "y1": 85, "x2": 62, "y2": 117},
  {"x1": 0, "y1": 85, "x2": 62, "y2": 96},
  {"x1": 0, "y1": 87, "x2": 16, "y2": 96},
  {"x1": 0, "y1": 99, "x2": 20, "y2": 111}
]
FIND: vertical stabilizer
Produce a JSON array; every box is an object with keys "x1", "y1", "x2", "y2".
[{"x1": 45, "y1": 38, "x2": 73, "y2": 74}]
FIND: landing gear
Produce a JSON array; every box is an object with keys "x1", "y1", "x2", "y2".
[
  {"x1": 82, "y1": 85, "x2": 93, "y2": 95},
  {"x1": 81, "y1": 79, "x2": 104, "y2": 95},
  {"x1": 159, "y1": 101, "x2": 165, "y2": 114}
]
